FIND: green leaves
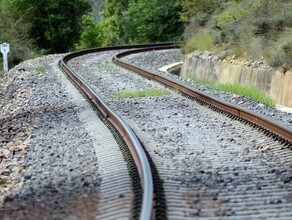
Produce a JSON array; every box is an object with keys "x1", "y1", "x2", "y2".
[
  {"x1": 14, "y1": 0, "x2": 91, "y2": 53},
  {"x1": 0, "y1": 0, "x2": 33, "y2": 65},
  {"x1": 88, "y1": 0, "x2": 183, "y2": 46},
  {"x1": 181, "y1": 0, "x2": 292, "y2": 68}
]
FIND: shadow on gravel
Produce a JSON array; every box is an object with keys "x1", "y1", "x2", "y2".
[
  {"x1": 0, "y1": 188, "x2": 100, "y2": 220},
  {"x1": 0, "y1": 105, "x2": 101, "y2": 219}
]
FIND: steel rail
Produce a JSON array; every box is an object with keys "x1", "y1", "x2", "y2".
[
  {"x1": 113, "y1": 47, "x2": 292, "y2": 145},
  {"x1": 58, "y1": 43, "x2": 173, "y2": 220}
]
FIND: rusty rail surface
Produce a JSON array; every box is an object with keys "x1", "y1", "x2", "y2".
[
  {"x1": 59, "y1": 43, "x2": 174, "y2": 220},
  {"x1": 113, "y1": 46, "x2": 292, "y2": 145}
]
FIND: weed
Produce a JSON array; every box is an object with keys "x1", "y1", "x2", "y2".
[
  {"x1": 114, "y1": 89, "x2": 171, "y2": 98},
  {"x1": 191, "y1": 77, "x2": 275, "y2": 107},
  {"x1": 36, "y1": 66, "x2": 46, "y2": 74},
  {"x1": 0, "y1": 178, "x2": 8, "y2": 187},
  {"x1": 98, "y1": 65, "x2": 114, "y2": 71}
]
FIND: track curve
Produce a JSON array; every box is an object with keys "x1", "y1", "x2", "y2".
[
  {"x1": 113, "y1": 47, "x2": 292, "y2": 146},
  {"x1": 59, "y1": 43, "x2": 175, "y2": 220},
  {"x1": 59, "y1": 43, "x2": 292, "y2": 219}
]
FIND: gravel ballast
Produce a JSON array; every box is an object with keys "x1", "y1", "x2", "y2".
[
  {"x1": 68, "y1": 48, "x2": 292, "y2": 219},
  {"x1": 1, "y1": 48, "x2": 291, "y2": 219},
  {"x1": 124, "y1": 49, "x2": 292, "y2": 130},
  {"x1": 0, "y1": 55, "x2": 133, "y2": 219}
]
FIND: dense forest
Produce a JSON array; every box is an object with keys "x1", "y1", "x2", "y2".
[{"x1": 0, "y1": 0, "x2": 291, "y2": 69}]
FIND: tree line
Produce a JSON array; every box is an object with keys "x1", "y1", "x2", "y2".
[{"x1": 0, "y1": 0, "x2": 291, "y2": 68}]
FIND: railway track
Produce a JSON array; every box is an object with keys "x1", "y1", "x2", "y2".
[{"x1": 59, "y1": 43, "x2": 292, "y2": 219}]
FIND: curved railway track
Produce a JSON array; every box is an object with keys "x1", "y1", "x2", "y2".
[{"x1": 59, "y1": 43, "x2": 292, "y2": 219}]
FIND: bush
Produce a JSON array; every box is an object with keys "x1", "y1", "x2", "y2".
[
  {"x1": 181, "y1": 0, "x2": 292, "y2": 68},
  {"x1": 183, "y1": 31, "x2": 216, "y2": 53},
  {"x1": 74, "y1": 14, "x2": 102, "y2": 50},
  {"x1": 263, "y1": 28, "x2": 292, "y2": 67}
]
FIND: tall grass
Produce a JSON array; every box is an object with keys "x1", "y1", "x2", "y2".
[{"x1": 192, "y1": 76, "x2": 275, "y2": 107}]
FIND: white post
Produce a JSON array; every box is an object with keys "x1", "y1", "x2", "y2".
[{"x1": 1, "y1": 43, "x2": 10, "y2": 72}]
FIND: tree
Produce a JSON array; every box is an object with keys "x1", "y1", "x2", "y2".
[
  {"x1": 0, "y1": 0, "x2": 33, "y2": 65},
  {"x1": 96, "y1": 0, "x2": 130, "y2": 46},
  {"x1": 14, "y1": 0, "x2": 91, "y2": 53},
  {"x1": 95, "y1": 0, "x2": 183, "y2": 45},
  {"x1": 123, "y1": 0, "x2": 183, "y2": 43},
  {"x1": 74, "y1": 14, "x2": 103, "y2": 49}
]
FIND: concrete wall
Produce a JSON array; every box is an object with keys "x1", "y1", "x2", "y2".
[{"x1": 181, "y1": 53, "x2": 292, "y2": 107}]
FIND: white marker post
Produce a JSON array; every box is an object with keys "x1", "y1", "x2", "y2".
[{"x1": 1, "y1": 43, "x2": 10, "y2": 72}]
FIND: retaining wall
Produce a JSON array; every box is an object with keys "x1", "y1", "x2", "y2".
[{"x1": 181, "y1": 53, "x2": 292, "y2": 107}]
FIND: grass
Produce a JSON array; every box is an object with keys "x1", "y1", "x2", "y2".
[
  {"x1": 36, "y1": 66, "x2": 46, "y2": 74},
  {"x1": 114, "y1": 88, "x2": 171, "y2": 98},
  {"x1": 98, "y1": 65, "x2": 114, "y2": 71},
  {"x1": 191, "y1": 76, "x2": 276, "y2": 107},
  {"x1": 0, "y1": 178, "x2": 8, "y2": 187}
]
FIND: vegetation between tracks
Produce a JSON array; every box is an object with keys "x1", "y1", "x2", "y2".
[
  {"x1": 36, "y1": 66, "x2": 46, "y2": 74},
  {"x1": 192, "y1": 76, "x2": 275, "y2": 107},
  {"x1": 114, "y1": 89, "x2": 171, "y2": 98}
]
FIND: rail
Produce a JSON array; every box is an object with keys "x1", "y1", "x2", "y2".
[
  {"x1": 58, "y1": 43, "x2": 174, "y2": 220},
  {"x1": 113, "y1": 46, "x2": 292, "y2": 145}
]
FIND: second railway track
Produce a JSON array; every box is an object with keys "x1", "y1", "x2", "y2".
[{"x1": 60, "y1": 44, "x2": 292, "y2": 219}]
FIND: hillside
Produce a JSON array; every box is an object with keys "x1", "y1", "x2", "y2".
[{"x1": 181, "y1": 0, "x2": 292, "y2": 69}]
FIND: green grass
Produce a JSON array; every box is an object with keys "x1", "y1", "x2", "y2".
[
  {"x1": 192, "y1": 76, "x2": 275, "y2": 107},
  {"x1": 36, "y1": 66, "x2": 46, "y2": 74},
  {"x1": 114, "y1": 89, "x2": 171, "y2": 98},
  {"x1": 97, "y1": 65, "x2": 115, "y2": 71}
]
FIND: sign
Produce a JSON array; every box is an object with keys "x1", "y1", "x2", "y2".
[{"x1": 0, "y1": 43, "x2": 10, "y2": 72}]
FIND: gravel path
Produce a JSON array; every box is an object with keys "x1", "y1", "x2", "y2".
[
  {"x1": 0, "y1": 55, "x2": 132, "y2": 219},
  {"x1": 69, "y1": 49, "x2": 292, "y2": 219}
]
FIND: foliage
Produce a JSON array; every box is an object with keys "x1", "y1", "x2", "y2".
[
  {"x1": 181, "y1": 0, "x2": 292, "y2": 67},
  {"x1": 14, "y1": 0, "x2": 91, "y2": 53},
  {"x1": 89, "y1": 0, "x2": 106, "y2": 22},
  {"x1": 74, "y1": 14, "x2": 103, "y2": 50},
  {"x1": 179, "y1": 0, "x2": 227, "y2": 23},
  {"x1": 263, "y1": 28, "x2": 292, "y2": 67},
  {"x1": 0, "y1": 0, "x2": 34, "y2": 66},
  {"x1": 123, "y1": 0, "x2": 184, "y2": 43},
  {"x1": 82, "y1": 0, "x2": 184, "y2": 46},
  {"x1": 95, "y1": 0, "x2": 130, "y2": 46},
  {"x1": 182, "y1": 31, "x2": 216, "y2": 53}
]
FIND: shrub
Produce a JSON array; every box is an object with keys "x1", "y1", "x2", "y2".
[
  {"x1": 263, "y1": 28, "x2": 292, "y2": 67},
  {"x1": 74, "y1": 14, "x2": 102, "y2": 50},
  {"x1": 183, "y1": 31, "x2": 216, "y2": 53}
]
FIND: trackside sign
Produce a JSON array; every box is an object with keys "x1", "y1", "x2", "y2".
[{"x1": 1, "y1": 43, "x2": 10, "y2": 72}]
